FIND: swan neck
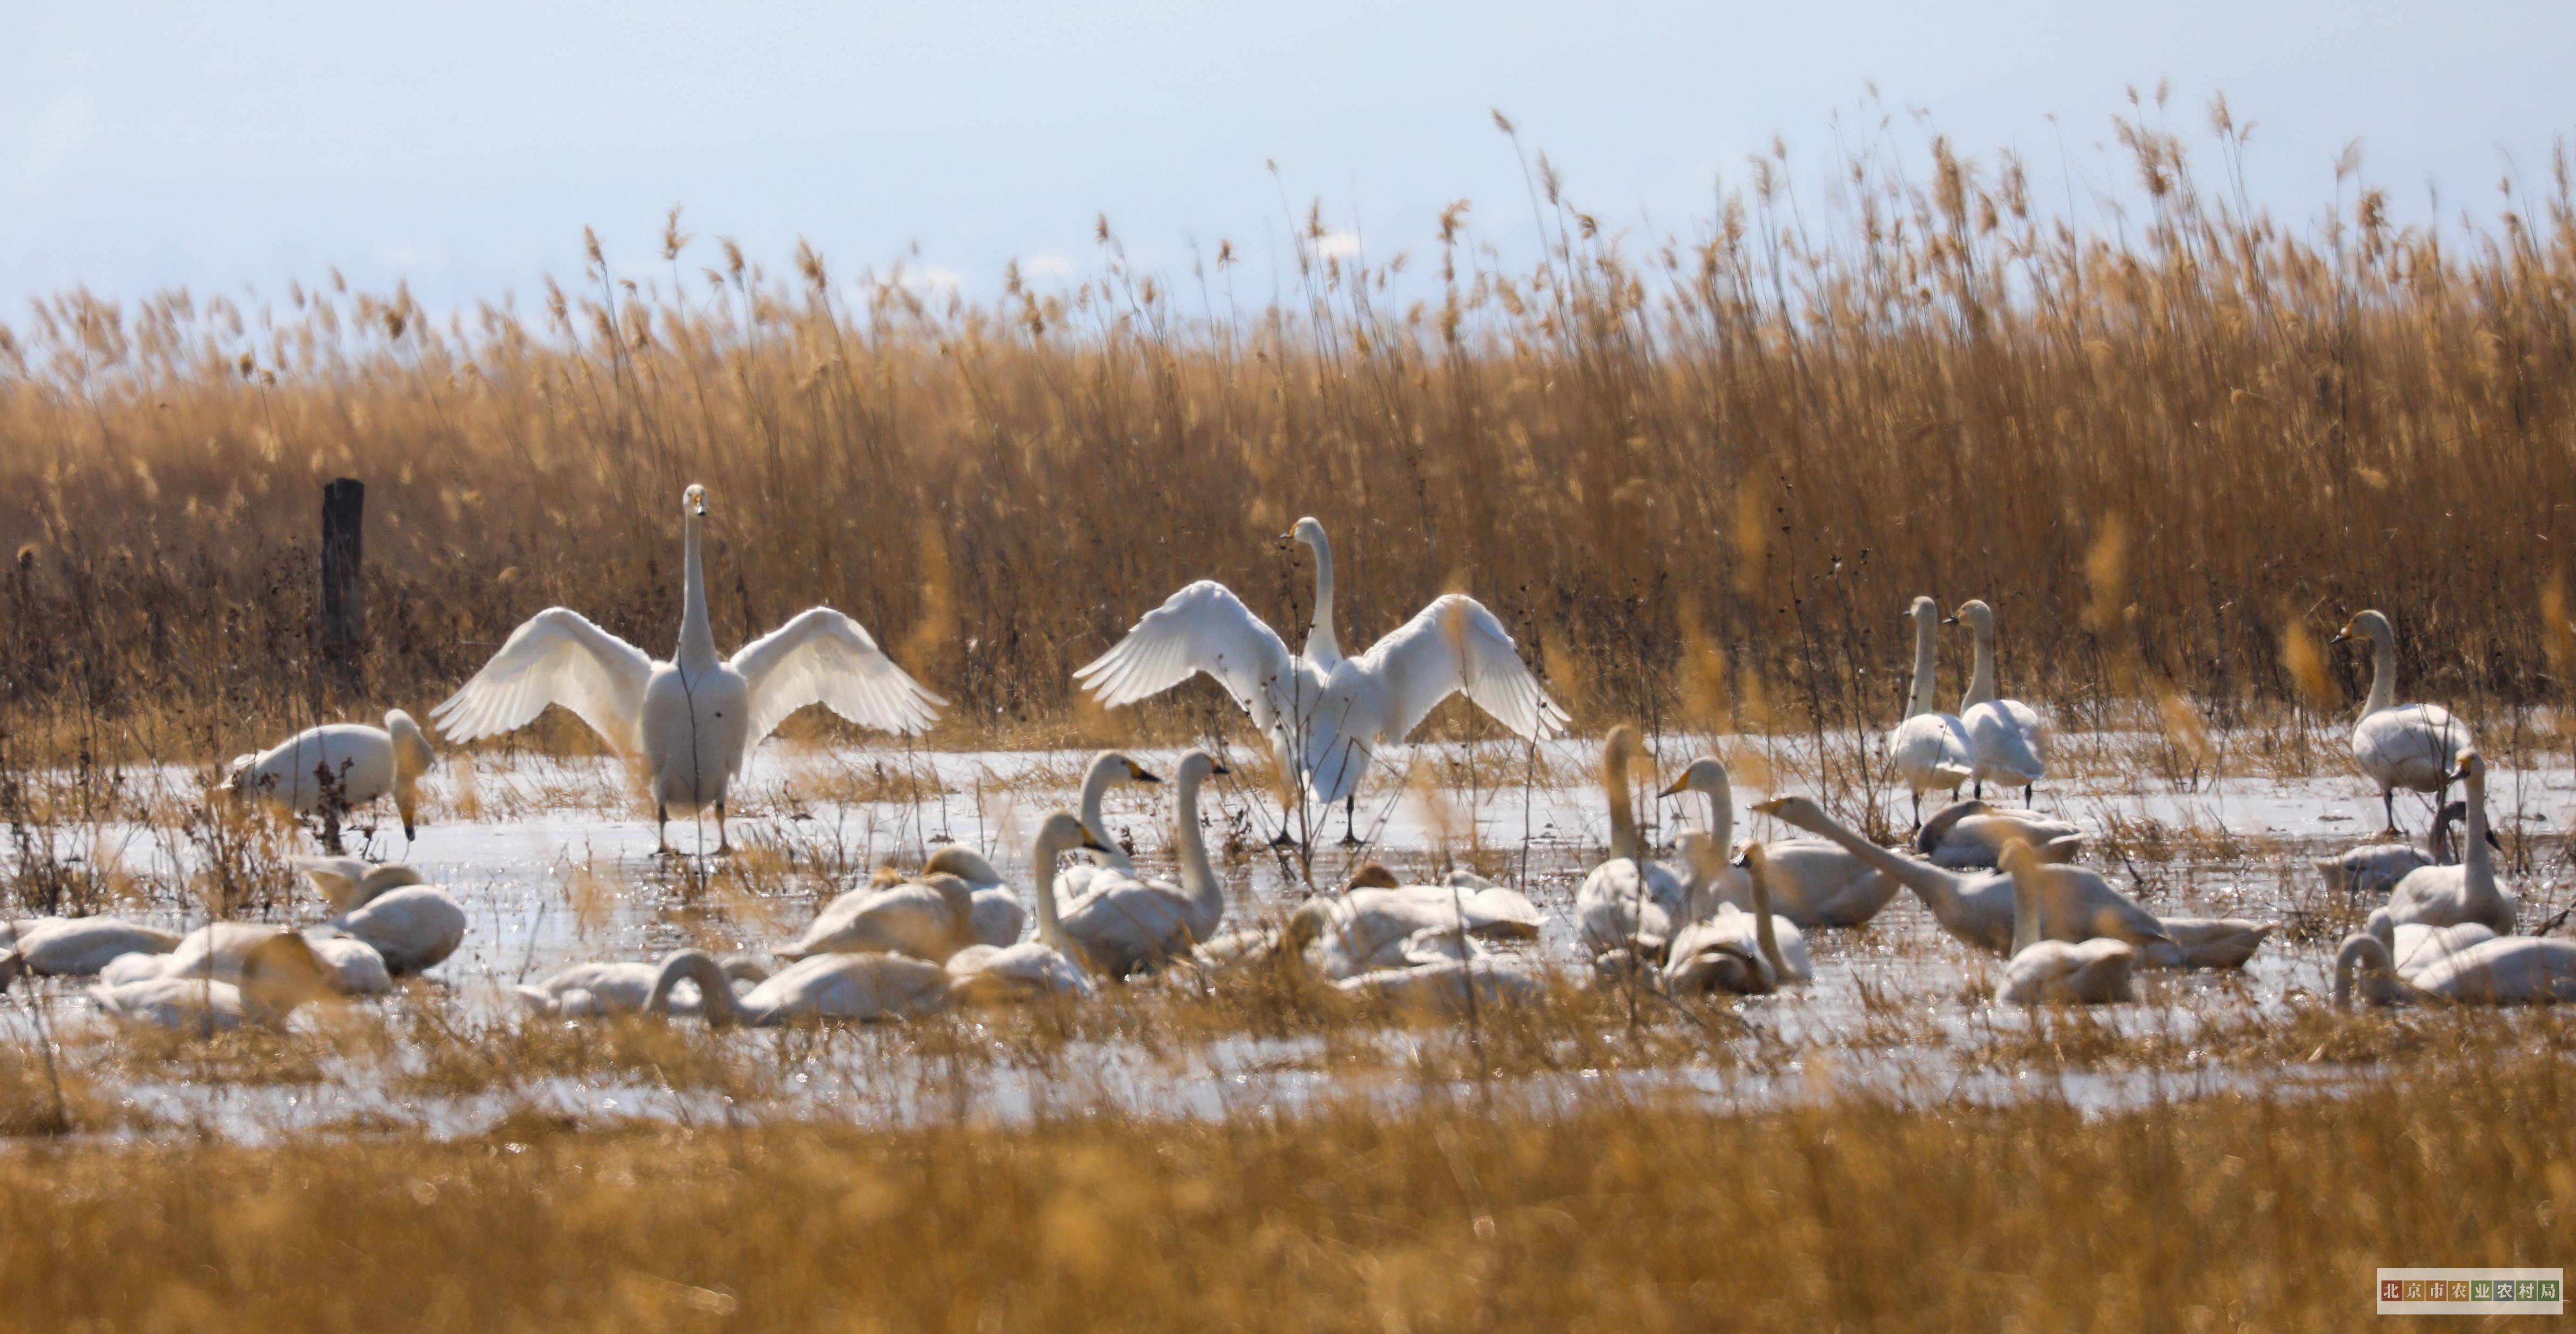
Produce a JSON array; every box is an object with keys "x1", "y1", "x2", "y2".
[
  {"x1": 1603, "y1": 743, "x2": 1640, "y2": 862},
  {"x1": 1748, "y1": 856, "x2": 1785, "y2": 983},
  {"x1": 678, "y1": 506, "x2": 718, "y2": 670},
  {"x1": 1701, "y1": 775, "x2": 1734, "y2": 852},
  {"x1": 2361, "y1": 630, "x2": 2396, "y2": 718},
  {"x1": 1962, "y1": 621, "x2": 1998, "y2": 708},
  {"x1": 2462, "y1": 767, "x2": 2494, "y2": 889},
  {"x1": 1303, "y1": 531, "x2": 1341, "y2": 665},
  {"x1": 1782, "y1": 805, "x2": 1965, "y2": 907},
  {"x1": 1030, "y1": 828, "x2": 1077, "y2": 957},
  {"x1": 2007, "y1": 859, "x2": 2039, "y2": 955},
  {"x1": 1077, "y1": 757, "x2": 1134, "y2": 871},
  {"x1": 648, "y1": 950, "x2": 738, "y2": 1026},
  {"x1": 1172, "y1": 772, "x2": 1224, "y2": 936},
  {"x1": 1906, "y1": 615, "x2": 1939, "y2": 719}
]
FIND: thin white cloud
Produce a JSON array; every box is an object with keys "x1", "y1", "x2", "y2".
[
  {"x1": 1314, "y1": 230, "x2": 1363, "y2": 259},
  {"x1": 1022, "y1": 252, "x2": 1079, "y2": 279}
]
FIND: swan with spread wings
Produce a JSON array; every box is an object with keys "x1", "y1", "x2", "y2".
[
  {"x1": 431, "y1": 484, "x2": 944, "y2": 854},
  {"x1": 1075, "y1": 517, "x2": 1566, "y2": 845}
]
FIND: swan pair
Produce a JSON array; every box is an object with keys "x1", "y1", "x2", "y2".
[
  {"x1": 87, "y1": 932, "x2": 342, "y2": 1034},
  {"x1": 1657, "y1": 756, "x2": 1897, "y2": 927},
  {"x1": 1887, "y1": 598, "x2": 2051, "y2": 824},
  {"x1": 1075, "y1": 516, "x2": 1566, "y2": 847},
  {"x1": 223, "y1": 709, "x2": 436, "y2": 850},
  {"x1": 2332, "y1": 610, "x2": 2475, "y2": 837},
  {"x1": 2334, "y1": 930, "x2": 2576, "y2": 1007},
  {"x1": 95, "y1": 859, "x2": 466, "y2": 1000},
  {"x1": 433, "y1": 484, "x2": 945, "y2": 856},
  {"x1": 1270, "y1": 862, "x2": 1546, "y2": 980}
]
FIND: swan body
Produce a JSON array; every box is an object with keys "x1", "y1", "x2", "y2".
[
  {"x1": 330, "y1": 885, "x2": 467, "y2": 975},
  {"x1": 2390, "y1": 921, "x2": 2497, "y2": 983},
  {"x1": 944, "y1": 943, "x2": 1096, "y2": 1004},
  {"x1": 514, "y1": 953, "x2": 769, "y2": 1017},
  {"x1": 2337, "y1": 931, "x2": 2576, "y2": 1007},
  {"x1": 1051, "y1": 751, "x2": 1232, "y2": 977},
  {"x1": 1334, "y1": 957, "x2": 1547, "y2": 1017},
  {"x1": 1659, "y1": 756, "x2": 1897, "y2": 927},
  {"x1": 87, "y1": 933, "x2": 336, "y2": 1033},
  {"x1": 920, "y1": 846, "x2": 1027, "y2": 948},
  {"x1": 96, "y1": 923, "x2": 384, "y2": 997},
  {"x1": 301, "y1": 934, "x2": 395, "y2": 995},
  {"x1": 780, "y1": 869, "x2": 978, "y2": 963},
  {"x1": 2374, "y1": 750, "x2": 2516, "y2": 939},
  {"x1": 2314, "y1": 801, "x2": 2480, "y2": 899},
  {"x1": 1994, "y1": 841, "x2": 2137, "y2": 1004},
  {"x1": 2331, "y1": 610, "x2": 2475, "y2": 835},
  {"x1": 293, "y1": 856, "x2": 430, "y2": 913},
  {"x1": 1915, "y1": 799, "x2": 2083, "y2": 870},
  {"x1": 1075, "y1": 518, "x2": 1564, "y2": 843},
  {"x1": 433, "y1": 485, "x2": 944, "y2": 854},
  {"x1": 224, "y1": 710, "x2": 436, "y2": 847},
  {"x1": 652, "y1": 948, "x2": 950, "y2": 1025},
  {"x1": 1949, "y1": 600, "x2": 2048, "y2": 800},
  {"x1": 1052, "y1": 751, "x2": 1161, "y2": 905},
  {"x1": 1576, "y1": 728, "x2": 1690, "y2": 958},
  {"x1": 1888, "y1": 597, "x2": 1973, "y2": 823},
  {"x1": 1663, "y1": 841, "x2": 1809, "y2": 996},
  {"x1": 0, "y1": 918, "x2": 182, "y2": 984}
]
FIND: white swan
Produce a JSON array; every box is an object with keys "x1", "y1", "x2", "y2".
[
  {"x1": 1662, "y1": 840, "x2": 1810, "y2": 995},
  {"x1": 2336, "y1": 931, "x2": 2576, "y2": 1007},
  {"x1": 87, "y1": 932, "x2": 337, "y2": 1033},
  {"x1": 1075, "y1": 518, "x2": 1565, "y2": 846},
  {"x1": 1575, "y1": 727, "x2": 1690, "y2": 959},
  {"x1": 2389, "y1": 921, "x2": 2497, "y2": 983},
  {"x1": 0, "y1": 918, "x2": 181, "y2": 984},
  {"x1": 1659, "y1": 756, "x2": 1897, "y2": 927},
  {"x1": 2331, "y1": 609, "x2": 2475, "y2": 835},
  {"x1": 778, "y1": 866, "x2": 979, "y2": 963},
  {"x1": 223, "y1": 709, "x2": 436, "y2": 849},
  {"x1": 1284, "y1": 516, "x2": 1343, "y2": 667},
  {"x1": 432, "y1": 484, "x2": 945, "y2": 855},
  {"x1": 1887, "y1": 597, "x2": 1974, "y2": 825},
  {"x1": 918, "y1": 845, "x2": 1027, "y2": 948},
  {"x1": 514, "y1": 952, "x2": 770, "y2": 1017},
  {"x1": 943, "y1": 942, "x2": 1096, "y2": 1004},
  {"x1": 1994, "y1": 840, "x2": 2137, "y2": 1005},
  {"x1": 2312, "y1": 800, "x2": 2482, "y2": 899},
  {"x1": 1333, "y1": 956, "x2": 1548, "y2": 1018},
  {"x1": 1946, "y1": 600, "x2": 2048, "y2": 802},
  {"x1": 1052, "y1": 751, "x2": 1162, "y2": 906},
  {"x1": 1280, "y1": 862, "x2": 1544, "y2": 980},
  {"x1": 1947, "y1": 828, "x2": 2267, "y2": 970},
  {"x1": 1914, "y1": 798, "x2": 2083, "y2": 870},
  {"x1": 2372, "y1": 749, "x2": 2517, "y2": 940},
  {"x1": 97, "y1": 922, "x2": 388, "y2": 996},
  {"x1": 649, "y1": 947, "x2": 950, "y2": 1025},
  {"x1": 295, "y1": 860, "x2": 466, "y2": 975},
  {"x1": 1052, "y1": 750, "x2": 1232, "y2": 977}
]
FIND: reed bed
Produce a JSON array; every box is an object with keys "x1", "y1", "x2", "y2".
[{"x1": 1, "y1": 108, "x2": 2572, "y2": 772}]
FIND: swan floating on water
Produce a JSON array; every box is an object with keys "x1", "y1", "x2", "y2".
[
  {"x1": 1074, "y1": 517, "x2": 1564, "y2": 847},
  {"x1": 1575, "y1": 727, "x2": 1691, "y2": 961},
  {"x1": 98, "y1": 921, "x2": 388, "y2": 996},
  {"x1": 295, "y1": 858, "x2": 466, "y2": 974},
  {"x1": 1050, "y1": 750, "x2": 1231, "y2": 977},
  {"x1": 1279, "y1": 862, "x2": 1545, "y2": 980},
  {"x1": 2331, "y1": 609, "x2": 2474, "y2": 836},
  {"x1": 779, "y1": 866, "x2": 981, "y2": 963},
  {"x1": 515, "y1": 952, "x2": 770, "y2": 1017},
  {"x1": 2371, "y1": 749, "x2": 2517, "y2": 941},
  {"x1": 1661, "y1": 840, "x2": 1809, "y2": 996},
  {"x1": 1946, "y1": 600, "x2": 2048, "y2": 802},
  {"x1": 1659, "y1": 755, "x2": 1897, "y2": 928},
  {"x1": 2337, "y1": 930, "x2": 2576, "y2": 1007},
  {"x1": 1887, "y1": 597, "x2": 1974, "y2": 825},
  {"x1": 1995, "y1": 841, "x2": 2137, "y2": 1005},
  {"x1": 650, "y1": 947, "x2": 952, "y2": 1025},
  {"x1": 432, "y1": 484, "x2": 945, "y2": 855},
  {"x1": 223, "y1": 709, "x2": 436, "y2": 850},
  {"x1": 1052, "y1": 751, "x2": 1161, "y2": 908},
  {"x1": 1914, "y1": 798, "x2": 2081, "y2": 870}
]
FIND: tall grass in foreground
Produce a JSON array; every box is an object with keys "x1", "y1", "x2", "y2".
[
  {"x1": 0, "y1": 1052, "x2": 2566, "y2": 1331},
  {"x1": 2, "y1": 104, "x2": 2573, "y2": 771}
]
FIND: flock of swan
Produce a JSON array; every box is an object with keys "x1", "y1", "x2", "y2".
[{"x1": 5, "y1": 483, "x2": 2572, "y2": 1037}]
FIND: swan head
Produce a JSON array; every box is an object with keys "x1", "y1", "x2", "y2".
[
  {"x1": 683, "y1": 483, "x2": 707, "y2": 518},
  {"x1": 1602, "y1": 724, "x2": 1642, "y2": 772},
  {"x1": 1725, "y1": 836, "x2": 1768, "y2": 873},
  {"x1": 1947, "y1": 599, "x2": 1995, "y2": 633},
  {"x1": 240, "y1": 931, "x2": 339, "y2": 1022},
  {"x1": 1036, "y1": 810, "x2": 1113, "y2": 857},
  {"x1": 1907, "y1": 595, "x2": 1939, "y2": 624},
  {"x1": 2333, "y1": 931, "x2": 2399, "y2": 1009},
  {"x1": 2330, "y1": 609, "x2": 2392, "y2": 647},
  {"x1": 1282, "y1": 516, "x2": 1328, "y2": 549},
  {"x1": 1655, "y1": 756, "x2": 1729, "y2": 800},
  {"x1": 1343, "y1": 862, "x2": 1401, "y2": 891},
  {"x1": 2447, "y1": 748, "x2": 2484, "y2": 787},
  {"x1": 1173, "y1": 749, "x2": 1229, "y2": 787},
  {"x1": 1749, "y1": 795, "x2": 1822, "y2": 832},
  {"x1": 1995, "y1": 836, "x2": 2041, "y2": 878},
  {"x1": 1090, "y1": 750, "x2": 1162, "y2": 786}
]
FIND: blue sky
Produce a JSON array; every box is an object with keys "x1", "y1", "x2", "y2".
[{"x1": 4, "y1": 0, "x2": 2570, "y2": 314}]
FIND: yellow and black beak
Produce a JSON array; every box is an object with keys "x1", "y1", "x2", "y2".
[
  {"x1": 1081, "y1": 835, "x2": 1112, "y2": 854},
  {"x1": 1655, "y1": 776, "x2": 1688, "y2": 799},
  {"x1": 1129, "y1": 765, "x2": 1163, "y2": 784},
  {"x1": 1210, "y1": 761, "x2": 1231, "y2": 776},
  {"x1": 1729, "y1": 845, "x2": 1753, "y2": 869}
]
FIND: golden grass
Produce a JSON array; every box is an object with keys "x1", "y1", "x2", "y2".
[
  {"x1": 0, "y1": 1051, "x2": 2567, "y2": 1331},
  {"x1": 1, "y1": 113, "x2": 2571, "y2": 774}
]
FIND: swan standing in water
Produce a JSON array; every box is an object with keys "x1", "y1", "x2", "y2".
[
  {"x1": 1658, "y1": 756, "x2": 1898, "y2": 928},
  {"x1": 295, "y1": 858, "x2": 467, "y2": 975},
  {"x1": 2330, "y1": 610, "x2": 2474, "y2": 836},
  {"x1": 88, "y1": 932, "x2": 338, "y2": 1033},
  {"x1": 1944, "y1": 600, "x2": 2048, "y2": 802},
  {"x1": 1051, "y1": 751, "x2": 1232, "y2": 977},
  {"x1": 2313, "y1": 801, "x2": 2485, "y2": 900},
  {"x1": 1074, "y1": 517, "x2": 1565, "y2": 847},
  {"x1": 1887, "y1": 597, "x2": 1974, "y2": 826},
  {"x1": 1576, "y1": 728, "x2": 1692, "y2": 961},
  {"x1": 1994, "y1": 840, "x2": 2137, "y2": 1005},
  {"x1": 433, "y1": 484, "x2": 945, "y2": 856},
  {"x1": 2372, "y1": 750, "x2": 2517, "y2": 940},
  {"x1": 224, "y1": 710, "x2": 437, "y2": 851},
  {"x1": 1662, "y1": 840, "x2": 1810, "y2": 996}
]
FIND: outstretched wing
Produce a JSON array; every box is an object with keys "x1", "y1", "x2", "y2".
[
  {"x1": 731, "y1": 607, "x2": 947, "y2": 748},
  {"x1": 431, "y1": 608, "x2": 653, "y2": 751},
  {"x1": 1361, "y1": 594, "x2": 1567, "y2": 742},
  {"x1": 1073, "y1": 581, "x2": 1298, "y2": 737}
]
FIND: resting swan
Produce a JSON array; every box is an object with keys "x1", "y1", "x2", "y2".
[
  {"x1": 2331, "y1": 610, "x2": 2474, "y2": 836},
  {"x1": 1052, "y1": 751, "x2": 1162, "y2": 908},
  {"x1": 778, "y1": 865, "x2": 980, "y2": 963},
  {"x1": 515, "y1": 952, "x2": 771, "y2": 1017},
  {"x1": 294, "y1": 859, "x2": 466, "y2": 975},
  {"x1": 1280, "y1": 862, "x2": 1544, "y2": 980},
  {"x1": 2313, "y1": 800, "x2": 2482, "y2": 900},
  {"x1": 2336, "y1": 931, "x2": 2576, "y2": 1007},
  {"x1": 1915, "y1": 798, "x2": 2082, "y2": 870},
  {"x1": 1995, "y1": 840, "x2": 2137, "y2": 1005},
  {"x1": 1051, "y1": 750, "x2": 1231, "y2": 977},
  {"x1": 1662, "y1": 840, "x2": 1810, "y2": 996},
  {"x1": 432, "y1": 484, "x2": 945, "y2": 855},
  {"x1": 1659, "y1": 755, "x2": 1897, "y2": 927},
  {"x1": 2370, "y1": 749, "x2": 2517, "y2": 940},
  {"x1": 97, "y1": 922, "x2": 390, "y2": 996},
  {"x1": 88, "y1": 932, "x2": 337, "y2": 1033},
  {"x1": 223, "y1": 709, "x2": 436, "y2": 849},
  {"x1": 0, "y1": 919, "x2": 182, "y2": 983},
  {"x1": 1075, "y1": 517, "x2": 1565, "y2": 846},
  {"x1": 915, "y1": 845, "x2": 1028, "y2": 948},
  {"x1": 1887, "y1": 597, "x2": 1974, "y2": 825},
  {"x1": 1946, "y1": 600, "x2": 2048, "y2": 802},
  {"x1": 1575, "y1": 727, "x2": 1690, "y2": 960},
  {"x1": 649, "y1": 947, "x2": 950, "y2": 1025},
  {"x1": 960, "y1": 810, "x2": 1117, "y2": 999}
]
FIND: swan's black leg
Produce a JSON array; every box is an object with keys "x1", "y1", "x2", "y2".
[
  {"x1": 2023, "y1": 784, "x2": 2034, "y2": 807},
  {"x1": 1269, "y1": 802, "x2": 1301, "y2": 849},
  {"x1": 1910, "y1": 789, "x2": 1923, "y2": 829},
  {"x1": 655, "y1": 803, "x2": 676, "y2": 857},
  {"x1": 715, "y1": 799, "x2": 733, "y2": 856},
  {"x1": 1973, "y1": 778, "x2": 1984, "y2": 801},
  {"x1": 1338, "y1": 794, "x2": 1362, "y2": 847},
  {"x1": 2382, "y1": 789, "x2": 2401, "y2": 839}
]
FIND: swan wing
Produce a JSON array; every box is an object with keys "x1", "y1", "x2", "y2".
[
  {"x1": 1073, "y1": 581, "x2": 1297, "y2": 737},
  {"x1": 432, "y1": 608, "x2": 653, "y2": 751},
  {"x1": 1359, "y1": 595, "x2": 1567, "y2": 742},
  {"x1": 731, "y1": 607, "x2": 946, "y2": 748}
]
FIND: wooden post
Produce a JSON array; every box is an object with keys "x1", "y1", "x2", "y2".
[{"x1": 320, "y1": 478, "x2": 366, "y2": 699}]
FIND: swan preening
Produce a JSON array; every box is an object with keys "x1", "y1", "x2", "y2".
[
  {"x1": 1075, "y1": 516, "x2": 1565, "y2": 846},
  {"x1": 2333, "y1": 610, "x2": 2475, "y2": 836},
  {"x1": 433, "y1": 484, "x2": 945, "y2": 855},
  {"x1": 224, "y1": 710, "x2": 436, "y2": 849}
]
